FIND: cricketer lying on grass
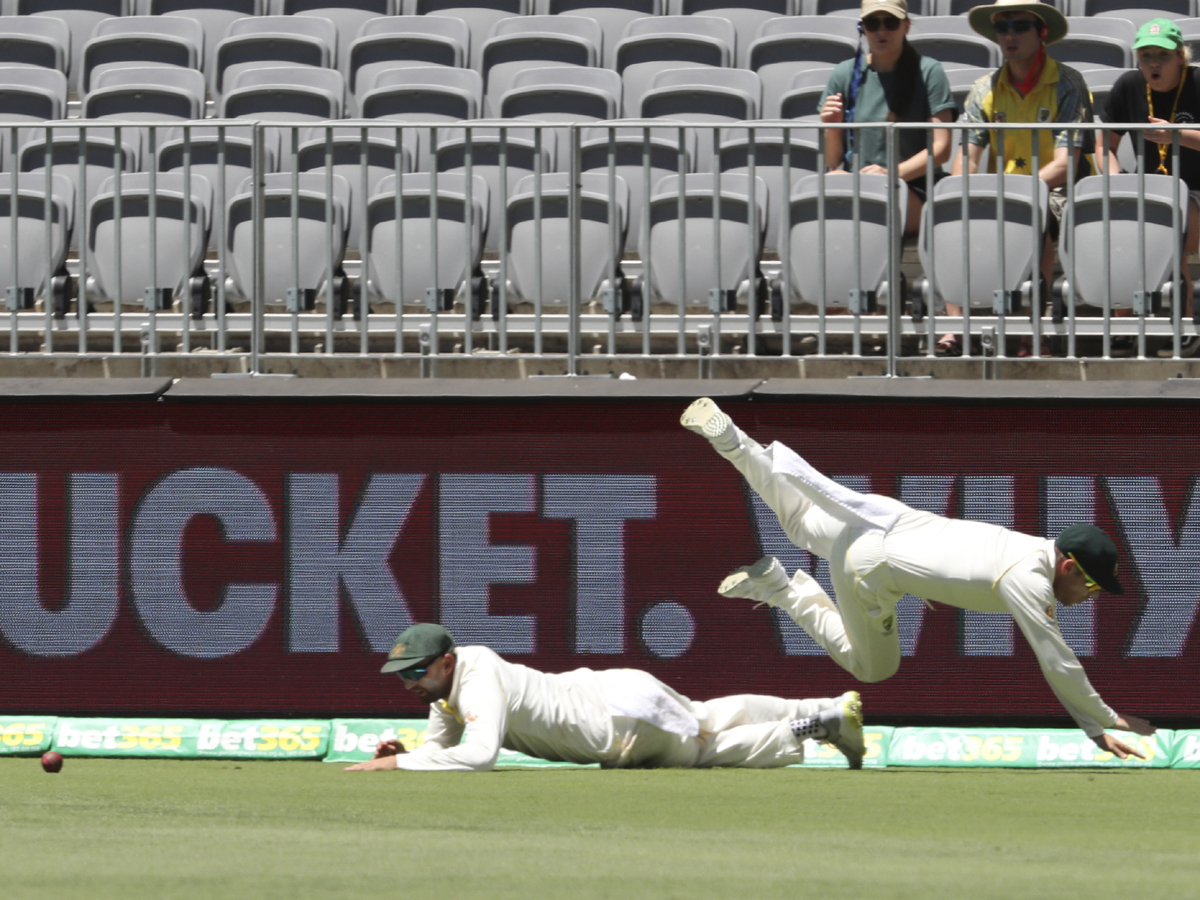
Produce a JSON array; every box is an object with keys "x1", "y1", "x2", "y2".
[
  {"x1": 345, "y1": 623, "x2": 865, "y2": 771},
  {"x1": 681, "y1": 398, "x2": 1156, "y2": 761}
]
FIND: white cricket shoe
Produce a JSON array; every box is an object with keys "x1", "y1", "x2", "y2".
[
  {"x1": 680, "y1": 397, "x2": 737, "y2": 450},
  {"x1": 717, "y1": 556, "x2": 790, "y2": 605},
  {"x1": 817, "y1": 691, "x2": 864, "y2": 770}
]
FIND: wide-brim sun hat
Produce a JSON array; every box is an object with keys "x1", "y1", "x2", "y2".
[{"x1": 968, "y1": 0, "x2": 1068, "y2": 46}]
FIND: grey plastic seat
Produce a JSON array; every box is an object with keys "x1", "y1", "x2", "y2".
[
  {"x1": 364, "y1": 171, "x2": 490, "y2": 310},
  {"x1": 787, "y1": 172, "x2": 907, "y2": 311},
  {"x1": 679, "y1": 0, "x2": 793, "y2": 67},
  {"x1": 720, "y1": 130, "x2": 820, "y2": 252},
  {"x1": 640, "y1": 67, "x2": 761, "y2": 170},
  {"x1": 907, "y1": 33, "x2": 999, "y2": 69},
  {"x1": 480, "y1": 15, "x2": 602, "y2": 117},
  {"x1": 580, "y1": 120, "x2": 696, "y2": 246},
  {"x1": 18, "y1": 0, "x2": 128, "y2": 93},
  {"x1": 917, "y1": 173, "x2": 1049, "y2": 311},
  {"x1": 84, "y1": 66, "x2": 207, "y2": 144},
  {"x1": 0, "y1": 16, "x2": 71, "y2": 73},
  {"x1": 502, "y1": 64, "x2": 621, "y2": 119},
  {"x1": 346, "y1": 15, "x2": 470, "y2": 113},
  {"x1": 1178, "y1": 18, "x2": 1200, "y2": 59},
  {"x1": 361, "y1": 66, "x2": 483, "y2": 170},
  {"x1": 156, "y1": 124, "x2": 278, "y2": 248},
  {"x1": 81, "y1": 15, "x2": 204, "y2": 93},
  {"x1": 0, "y1": 66, "x2": 68, "y2": 171},
  {"x1": 296, "y1": 130, "x2": 413, "y2": 250},
  {"x1": 1049, "y1": 19, "x2": 1133, "y2": 69},
  {"x1": 778, "y1": 68, "x2": 832, "y2": 119},
  {"x1": 1069, "y1": 0, "x2": 1193, "y2": 29},
  {"x1": 226, "y1": 171, "x2": 350, "y2": 311},
  {"x1": 747, "y1": 26, "x2": 856, "y2": 124},
  {"x1": 435, "y1": 121, "x2": 556, "y2": 251},
  {"x1": 504, "y1": 171, "x2": 628, "y2": 307},
  {"x1": 548, "y1": 0, "x2": 662, "y2": 68},
  {"x1": 643, "y1": 171, "x2": 767, "y2": 308},
  {"x1": 615, "y1": 16, "x2": 735, "y2": 117},
  {"x1": 757, "y1": 14, "x2": 855, "y2": 40},
  {"x1": 222, "y1": 65, "x2": 345, "y2": 147},
  {"x1": 908, "y1": 15, "x2": 978, "y2": 35},
  {"x1": 214, "y1": 14, "x2": 337, "y2": 99},
  {"x1": 807, "y1": 0, "x2": 929, "y2": 11},
  {"x1": 0, "y1": 173, "x2": 74, "y2": 313},
  {"x1": 150, "y1": 0, "x2": 264, "y2": 87},
  {"x1": 413, "y1": 0, "x2": 530, "y2": 69},
  {"x1": 87, "y1": 171, "x2": 212, "y2": 309},
  {"x1": 1061, "y1": 174, "x2": 1189, "y2": 311},
  {"x1": 282, "y1": 0, "x2": 398, "y2": 83}
]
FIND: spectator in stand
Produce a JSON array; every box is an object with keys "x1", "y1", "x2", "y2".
[
  {"x1": 819, "y1": 0, "x2": 956, "y2": 239},
  {"x1": 947, "y1": 0, "x2": 1091, "y2": 358},
  {"x1": 1099, "y1": 18, "x2": 1200, "y2": 358}
]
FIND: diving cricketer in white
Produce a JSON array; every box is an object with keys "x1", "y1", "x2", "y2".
[
  {"x1": 681, "y1": 398, "x2": 1157, "y2": 761},
  {"x1": 345, "y1": 624, "x2": 866, "y2": 771}
]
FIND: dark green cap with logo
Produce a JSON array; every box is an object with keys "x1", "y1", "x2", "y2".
[
  {"x1": 380, "y1": 623, "x2": 456, "y2": 674},
  {"x1": 1055, "y1": 524, "x2": 1123, "y2": 595}
]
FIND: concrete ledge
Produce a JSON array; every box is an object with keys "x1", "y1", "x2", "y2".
[
  {"x1": 0, "y1": 377, "x2": 172, "y2": 400},
  {"x1": 754, "y1": 377, "x2": 1200, "y2": 404}
]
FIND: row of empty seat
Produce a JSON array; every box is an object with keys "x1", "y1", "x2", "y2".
[{"x1": 2, "y1": 169, "x2": 1186, "y2": 326}]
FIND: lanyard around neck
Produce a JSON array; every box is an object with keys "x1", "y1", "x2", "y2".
[{"x1": 1147, "y1": 69, "x2": 1188, "y2": 174}]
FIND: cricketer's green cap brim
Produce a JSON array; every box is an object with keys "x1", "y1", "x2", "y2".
[
  {"x1": 1055, "y1": 523, "x2": 1124, "y2": 595},
  {"x1": 380, "y1": 623, "x2": 456, "y2": 674},
  {"x1": 1135, "y1": 18, "x2": 1183, "y2": 52}
]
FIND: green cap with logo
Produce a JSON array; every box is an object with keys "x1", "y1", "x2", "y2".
[
  {"x1": 1134, "y1": 18, "x2": 1183, "y2": 51},
  {"x1": 1055, "y1": 524, "x2": 1123, "y2": 595},
  {"x1": 380, "y1": 623, "x2": 456, "y2": 674}
]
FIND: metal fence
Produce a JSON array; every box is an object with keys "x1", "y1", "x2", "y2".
[{"x1": 2, "y1": 117, "x2": 1195, "y2": 373}]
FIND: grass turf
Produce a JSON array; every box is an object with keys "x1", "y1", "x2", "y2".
[{"x1": 2, "y1": 760, "x2": 1197, "y2": 899}]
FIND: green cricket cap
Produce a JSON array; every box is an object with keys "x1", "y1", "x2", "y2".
[
  {"x1": 380, "y1": 623, "x2": 456, "y2": 674},
  {"x1": 1055, "y1": 524, "x2": 1123, "y2": 595},
  {"x1": 1134, "y1": 18, "x2": 1183, "y2": 52}
]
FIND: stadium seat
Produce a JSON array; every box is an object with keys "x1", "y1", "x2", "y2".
[
  {"x1": 580, "y1": 120, "x2": 696, "y2": 246},
  {"x1": 747, "y1": 22, "x2": 856, "y2": 127},
  {"x1": 149, "y1": 0, "x2": 264, "y2": 89},
  {"x1": 806, "y1": 0, "x2": 931, "y2": 15},
  {"x1": 907, "y1": 15, "x2": 978, "y2": 36},
  {"x1": 81, "y1": 15, "x2": 204, "y2": 93},
  {"x1": 0, "y1": 65, "x2": 68, "y2": 171},
  {"x1": 0, "y1": 173, "x2": 74, "y2": 314},
  {"x1": 678, "y1": 0, "x2": 794, "y2": 67},
  {"x1": 435, "y1": 121, "x2": 556, "y2": 251},
  {"x1": 226, "y1": 171, "x2": 350, "y2": 313},
  {"x1": 501, "y1": 65, "x2": 621, "y2": 153},
  {"x1": 221, "y1": 65, "x2": 345, "y2": 148},
  {"x1": 777, "y1": 66, "x2": 833, "y2": 119},
  {"x1": 642, "y1": 171, "x2": 767, "y2": 309},
  {"x1": 918, "y1": 173, "x2": 1049, "y2": 312},
  {"x1": 213, "y1": 14, "x2": 336, "y2": 100},
  {"x1": 363, "y1": 171, "x2": 490, "y2": 311},
  {"x1": 0, "y1": 16, "x2": 71, "y2": 74},
  {"x1": 1061, "y1": 174, "x2": 1189, "y2": 310},
  {"x1": 1069, "y1": 1, "x2": 1195, "y2": 29},
  {"x1": 411, "y1": 0, "x2": 530, "y2": 70},
  {"x1": 360, "y1": 66, "x2": 483, "y2": 169},
  {"x1": 346, "y1": 15, "x2": 470, "y2": 114},
  {"x1": 1050, "y1": 18, "x2": 1133, "y2": 69},
  {"x1": 87, "y1": 171, "x2": 212, "y2": 310},
  {"x1": 786, "y1": 172, "x2": 907, "y2": 311},
  {"x1": 480, "y1": 15, "x2": 602, "y2": 117},
  {"x1": 547, "y1": 0, "x2": 662, "y2": 68},
  {"x1": 17, "y1": 0, "x2": 128, "y2": 93},
  {"x1": 615, "y1": 15, "x2": 734, "y2": 118},
  {"x1": 640, "y1": 67, "x2": 761, "y2": 170},
  {"x1": 281, "y1": 0, "x2": 397, "y2": 83},
  {"x1": 907, "y1": 33, "x2": 999, "y2": 69},
  {"x1": 504, "y1": 171, "x2": 629, "y2": 307},
  {"x1": 720, "y1": 129, "x2": 820, "y2": 253},
  {"x1": 1178, "y1": 18, "x2": 1200, "y2": 60},
  {"x1": 84, "y1": 66, "x2": 207, "y2": 150},
  {"x1": 296, "y1": 129, "x2": 413, "y2": 250}
]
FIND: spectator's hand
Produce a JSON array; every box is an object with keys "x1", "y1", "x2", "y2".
[
  {"x1": 373, "y1": 739, "x2": 408, "y2": 758},
  {"x1": 344, "y1": 755, "x2": 402, "y2": 771},
  {"x1": 860, "y1": 164, "x2": 888, "y2": 175},
  {"x1": 1145, "y1": 116, "x2": 1172, "y2": 144},
  {"x1": 1091, "y1": 731, "x2": 1146, "y2": 761},
  {"x1": 1114, "y1": 714, "x2": 1155, "y2": 736},
  {"x1": 820, "y1": 92, "x2": 845, "y2": 124}
]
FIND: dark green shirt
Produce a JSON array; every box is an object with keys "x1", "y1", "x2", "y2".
[{"x1": 819, "y1": 52, "x2": 956, "y2": 170}]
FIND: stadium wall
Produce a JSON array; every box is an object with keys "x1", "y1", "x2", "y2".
[{"x1": 2, "y1": 376, "x2": 1199, "y2": 727}]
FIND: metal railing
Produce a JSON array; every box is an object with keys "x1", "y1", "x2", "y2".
[{"x1": 1, "y1": 116, "x2": 1194, "y2": 374}]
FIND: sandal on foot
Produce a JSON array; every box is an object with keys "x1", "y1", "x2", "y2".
[{"x1": 934, "y1": 335, "x2": 961, "y2": 357}]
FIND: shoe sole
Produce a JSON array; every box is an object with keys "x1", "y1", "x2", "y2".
[
  {"x1": 680, "y1": 397, "x2": 720, "y2": 433},
  {"x1": 717, "y1": 557, "x2": 782, "y2": 599}
]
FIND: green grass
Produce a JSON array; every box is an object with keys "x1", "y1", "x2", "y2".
[{"x1": 2, "y1": 760, "x2": 1197, "y2": 899}]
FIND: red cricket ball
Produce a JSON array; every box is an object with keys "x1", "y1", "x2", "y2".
[{"x1": 41, "y1": 751, "x2": 64, "y2": 773}]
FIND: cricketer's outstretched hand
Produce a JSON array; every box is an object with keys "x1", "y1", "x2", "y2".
[
  {"x1": 1091, "y1": 714, "x2": 1155, "y2": 761},
  {"x1": 343, "y1": 739, "x2": 409, "y2": 771}
]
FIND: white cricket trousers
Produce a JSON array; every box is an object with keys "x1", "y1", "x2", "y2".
[
  {"x1": 605, "y1": 693, "x2": 830, "y2": 769},
  {"x1": 719, "y1": 429, "x2": 909, "y2": 684}
]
